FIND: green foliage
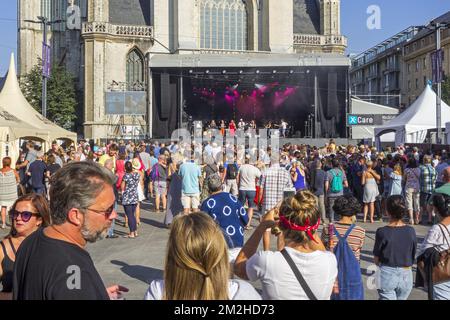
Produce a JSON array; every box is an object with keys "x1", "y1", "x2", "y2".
[{"x1": 20, "y1": 58, "x2": 77, "y2": 130}]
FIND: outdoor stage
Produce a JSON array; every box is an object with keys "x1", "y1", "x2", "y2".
[{"x1": 149, "y1": 53, "x2": 350, "y2": 139}]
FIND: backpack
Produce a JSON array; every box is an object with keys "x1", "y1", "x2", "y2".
[
  {"x1": 226, "y1": 163, "x2": 238, "y2": 180},
  {"x1": 330, "y1": 170, "x2": 343, "y2": 193},
  {"x1": 331, "y1": 224, "x2": 364, "y2": 300},
  {"x1": 150, "y1": 164, "x2": 160, "y2": 181}
]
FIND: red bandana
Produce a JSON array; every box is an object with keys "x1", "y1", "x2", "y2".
[{"x1": 278, "y1": 214, "x2": 320, "y2": 243}]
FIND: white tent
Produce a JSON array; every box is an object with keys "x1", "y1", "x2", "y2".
[
  {"x1": 350, "y1": 98, "x2": 398, "y2": 142},
  {"x1": 374, "y1": 85, "x2": 450, "y2": 147},
  {"x1": 0, "y1": 54, "x2": 77, "y2": 148}
]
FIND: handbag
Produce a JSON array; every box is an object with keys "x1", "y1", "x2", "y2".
[{"x1": 418, "y1": 224, "x2": 450, "y2": 285}]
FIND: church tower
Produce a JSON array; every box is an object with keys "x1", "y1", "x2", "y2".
[{"x1": 320, "y1": 0, "x2": 340, "y2": 36}]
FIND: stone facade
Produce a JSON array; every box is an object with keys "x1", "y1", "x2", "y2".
[
  {"x1": 18, "y1": 0, "x2": 347, "y2": 140},
  {"x1": 403, "y1": 14, "x2": 450, "y2": 106}
]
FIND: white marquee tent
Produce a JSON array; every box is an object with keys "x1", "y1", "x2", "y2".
[
  {"x1": 0, "y1": 54, "x2": 77, "y2": 161},
  {"x1": 374, "y1": 85, "x2": 450, "y2": 147}
]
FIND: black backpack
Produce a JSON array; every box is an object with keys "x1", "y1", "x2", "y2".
[{"x1": 226, "y1": 163, "x2": 238, "y2": 179}]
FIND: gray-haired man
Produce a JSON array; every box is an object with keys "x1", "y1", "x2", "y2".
[{"x1": 13, "y1": 162, "x2": 128, "y2": 300}]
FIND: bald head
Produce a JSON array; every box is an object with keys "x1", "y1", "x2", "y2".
[{"x1": 443, "y1": 167, "x2": 450, "y2": 184}]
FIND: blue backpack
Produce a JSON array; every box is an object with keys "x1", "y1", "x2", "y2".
[{"x1": 331, "y1": 224, "x2": 364, "y2": 300}]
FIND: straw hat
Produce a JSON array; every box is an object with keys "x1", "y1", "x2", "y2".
[{"x1": 132, "y1": 158, "x2": 141, "y2": 170}]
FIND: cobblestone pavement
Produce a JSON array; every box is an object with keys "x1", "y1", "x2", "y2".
[{"x1": 0, "y1": 201, "x2": 429, "y2": 300}]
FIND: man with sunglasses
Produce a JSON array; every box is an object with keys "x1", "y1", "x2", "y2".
[{"x1": 12, "y1": 162, "x2": 128, "y2": 300}]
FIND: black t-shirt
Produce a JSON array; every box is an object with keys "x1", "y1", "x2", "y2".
[
  {"x1": 47, "y1": 163, "x2": 61, "y2": 176},
  {"x1": 28, "y1": 160, "x2": 47, "y2": 188},
  {"x1": 13, "y1": 229, "x2": 109, "y2": 300},
  {"x1": 373, "y1": 225, "x2": 417, "y2": 268},
  {"x1": 313, "y1": 169, "x2": 326, "y2": 196}
]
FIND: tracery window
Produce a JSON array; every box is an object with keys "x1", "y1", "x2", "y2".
[
  {"x1": 199, "y1": 0, "x2": 248, "y2": 50},
  {"x1": 126, "y1": 49, "x2": 144, "y2": 91}
]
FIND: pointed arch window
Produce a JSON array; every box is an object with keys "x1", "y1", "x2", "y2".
[
  {"x1": 126, "y1": 49, "x2": 144, "y2": 91},
  {"x1": 199, "y1": 0, "x2": 247, "y2": 50}
]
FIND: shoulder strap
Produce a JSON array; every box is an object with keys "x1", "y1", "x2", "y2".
[
  {"x1": 0, "y1": 241, "x2": 7, "y2": 257},
  {"x1": 437, "y1": 224, "x2": 450, "y2": 247},
  {"x1": 280, "y1": 249, "x2": 317, "y2": 300},
  {"x1": 333, "y1": 224, "x2": 355, "y2": 240},
  {"x1": 7, "y1": 238, "x2": 16, "y2": 256}
]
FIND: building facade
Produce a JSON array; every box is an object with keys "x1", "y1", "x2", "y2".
[
  {"x1": 350, "y1": 11, "x2": 450, "y2": 111},
  {"x1": 350, "y1": 27, "x2": 421, "y2": 108},
  {"x1": 18, "y1": 0, "x2": 348, "y2": 140},
  {"x1": 403, "y1": 12, "x2": 450, "y2": 106}
]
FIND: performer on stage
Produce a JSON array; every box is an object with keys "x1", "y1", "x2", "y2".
[
  {"x1": 229, "y1": 120, "x2": 236, "y2": 136},
  {"x1": 220, "y1": 120, "x2": 226, "y2": 136},
  {"x1": 280, "y1": 119, "x2": 288, "y2": 138},
  {"x1": 238, "y1": 119, "x2": 246, "y2": 131},
  {"x1": 209, "y1": 120, "x2": 217, "y2": 130}
]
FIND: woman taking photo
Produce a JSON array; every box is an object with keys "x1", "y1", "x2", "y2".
[
  {"x1": 144, "y1": 212, "x2": 261, "y2": 300},
  {"x1": 373, "y1": 195, "x2": 417, "y2": 300},
  {"x1": 234, "y1": 190, "x2": 337, "y2": 300},
  {"x1": 362, "y1": 160, "x2": 381, "y2": 223},
  {"x1": 290, "y1": 162, "x2": 306, "y2": 192},
  {"x1": 0, "y1": 194, "x2": 50, "y2": 299}
]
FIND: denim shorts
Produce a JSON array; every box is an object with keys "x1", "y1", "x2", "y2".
[{"x1": 238, "y1": 190, "x2": 257, "y2": 209}]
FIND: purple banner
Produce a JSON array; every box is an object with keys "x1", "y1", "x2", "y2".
[
  {"x1": 431, "y1": 49, "x2": 444, "y2": 84},
  {"x1": 42, "y1": 43, "x2": 51, "y2": 78}
]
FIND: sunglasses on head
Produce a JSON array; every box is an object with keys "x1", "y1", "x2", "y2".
[{"x1": 10, "y1": 210, "x2": 39, "y2": 223}]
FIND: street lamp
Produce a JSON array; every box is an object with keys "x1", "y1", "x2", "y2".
[
  {"x1": 23, "y1": 17, "x2": 64, "y2": 118},
  {"x1": 422, "y1": 21, "x2": 450, "y2": 144}
]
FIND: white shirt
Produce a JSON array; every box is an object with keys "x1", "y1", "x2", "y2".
[
  {"x1": 246, "y1": 247, "x2": 337, "y2": 300},
  {"x1": 281, "y1": 122, "x2": 287, "y2": 129},
  {"x1": 144, "y1": 279, "x2": 261, "y2": 300},
  {"x1": 417, "y1": 224, "x2": 450, "y2": 257},
  {"x1": 238, "y1": 164, "x2": 261, "y2": 191}
]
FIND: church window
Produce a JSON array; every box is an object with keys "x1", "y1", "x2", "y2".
[
  {"x1": 126, "y1": 49, "x2": 144, "y2": 91},
  {"x1": 199, "y1": 0, "x2": 247, "y2": 50}
]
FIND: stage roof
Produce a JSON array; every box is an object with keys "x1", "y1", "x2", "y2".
[{"x1": 149, "y1": 53, "x2": 351, "y2": 68}]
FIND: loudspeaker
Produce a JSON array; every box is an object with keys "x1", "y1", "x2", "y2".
[{"x1": 161, "y1": 73, "x2": 170, "y2": 118}]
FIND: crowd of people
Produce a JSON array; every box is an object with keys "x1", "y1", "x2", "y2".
[{"x1": 0, "y1": 136, "x2": 448, "y2": 300}]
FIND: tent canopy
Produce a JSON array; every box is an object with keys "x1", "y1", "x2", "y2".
[
  {"x1": 374, "y1": 85, "x2": 450, "y2": 145},
  {"x1": 0, "y1": 54, "x2": 77, "y2": 144}
]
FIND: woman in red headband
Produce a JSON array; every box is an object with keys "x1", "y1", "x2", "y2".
[{"x1": 234, "y1": 190, "x2": 338, "y2": 300}]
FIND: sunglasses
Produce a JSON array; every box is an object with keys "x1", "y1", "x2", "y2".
[
  {"x1": 85, "y1": 204, "x2": 115, "y2": 218},
  {"x1": 10, "y1": 210, "x2": 39, "y2": 223}
]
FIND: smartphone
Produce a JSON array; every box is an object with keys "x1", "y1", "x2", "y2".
[{"x1": 283, "y1": 190, "x2": 296, "y2": 199}]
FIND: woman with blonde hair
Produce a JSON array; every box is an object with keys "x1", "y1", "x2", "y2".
[
  {"x1": 234, "y1": 190, "x2": 337, "y2": 300},
  {"x1": 389, "y1": 163, "x2": 403, "y2": 196},
  {"x1": 144, "y1": 212, "x2": 261, "y2": 300},
  {"x1": 362, "y1": 160, "x2": 381, "y2": 223}
]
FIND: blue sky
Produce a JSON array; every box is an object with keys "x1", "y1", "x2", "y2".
[{"x1": 0, "y1": 0, "x2": 450, "y2": 74}]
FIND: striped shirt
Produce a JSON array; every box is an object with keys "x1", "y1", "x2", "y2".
[
  {"x1": 321, "y1": 223, "x2": 366, "y2": 261},
  {"x1": 419, "y1": 164, "x2": 436, "y2": 194}
]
